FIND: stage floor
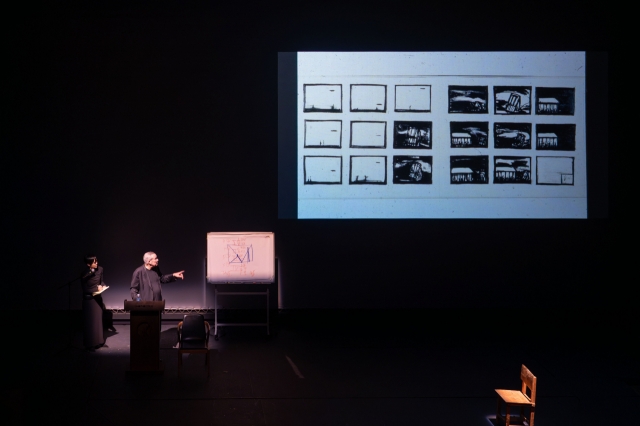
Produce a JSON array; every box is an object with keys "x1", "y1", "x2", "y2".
[{"x1": 3, "y1": 309, "x2": 638, "y2": 425}]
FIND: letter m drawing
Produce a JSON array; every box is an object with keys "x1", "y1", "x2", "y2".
[{"x1": 227, "y1": 245, "x2": 253, "y2": 264}]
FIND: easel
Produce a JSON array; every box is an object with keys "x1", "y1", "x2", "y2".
[
  {"x1": 211, "y1": 283, "x2": 270, "y2": 340},
  {"x1": 205, "y1": 232, "x2": 275, "y2": 340}
]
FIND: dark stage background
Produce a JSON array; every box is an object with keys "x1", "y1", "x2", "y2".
[{"x1": 4, "y1": 2, "x2": 615, "y2": 311}]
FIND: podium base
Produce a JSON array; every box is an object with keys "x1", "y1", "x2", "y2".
[{"x1": 126, "y1": 360, "x2": 164, "y2": 375}]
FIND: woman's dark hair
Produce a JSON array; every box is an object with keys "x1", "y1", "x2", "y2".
[{"x1": 84, "y1": 255, "x2": 97, "y2": 265}]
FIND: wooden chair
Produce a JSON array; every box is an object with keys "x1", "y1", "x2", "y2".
[
  {"x1": 495, "y1": 364, "x2": 536, "y2": 426},
  {"x1": 177, "y1": 314, "x2": 211, "y2": 378}
]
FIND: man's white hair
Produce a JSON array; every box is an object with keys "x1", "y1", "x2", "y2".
[{"x1": 143, "y1": 252, "x2": 156, "y2": 264}]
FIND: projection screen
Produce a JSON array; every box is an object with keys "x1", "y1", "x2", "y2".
[{"x1": 290, "y1": 52, "x2": 586, "y2": 219}]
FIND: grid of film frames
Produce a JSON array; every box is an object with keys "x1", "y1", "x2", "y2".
[{"x1": 302, "y1": 84, "x2": 577, "y2": 186}]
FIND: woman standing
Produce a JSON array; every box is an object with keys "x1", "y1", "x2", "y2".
[{"x1": 80, "y1": 255, "x2": 107, "y2": 351}]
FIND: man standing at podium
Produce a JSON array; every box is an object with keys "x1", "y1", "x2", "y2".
[{"x1": 130, "y1": 252, "x2": 184, "y2": 301}]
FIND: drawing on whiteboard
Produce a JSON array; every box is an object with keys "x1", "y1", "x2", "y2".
[
  {"x1": 535, "y1": 124, "x2": 576, "y2": 151},
  {"x1": 535, "y1": 87, "x2": 575, "y2": 115},
  {"x1": 228, "y1": 244, "x2": 253, "y2": 264},
  {"x1": 350, "y1": 121, "x2": 387, "y2": 148},
  {"x1": 450, "y1": 156, "x2": 489, "y2": 184},
  {"x1": 304, "y1": 84, "x2": 342, "y2": 112},
  {"x1": 449, "y1": 86, "x2": 488, "y2": 113},
  {"x1": 207, "y1": 232, "x2": 275, "y2": 283},
  {"x1": 305, "y1": 120, "x2": 342, "y2": 148},
  {"x1": 494, "y1": 156, "x2": 532, "y2": 184},
  {"x1": 536, "y1": 156, "x2": 574, "y2": 185},
  {"x1": 494, "y1": 123, "x2": 532, "y2": 149},
  {"x1": 393, "y1": 156, "x2": 432, "y2": 184},
  {"x1": 450, "y1": 122, "x2": 488, "y2": 148},
  {"x1": 395, "y1": 85, "x2": 431, "y2": 112},
  {"x1": 350, "y1": 84, "x2": 387, "y2": 112},
  {"x1": 394, "y1": 121, "x2": 432, "y2": 149},
  {"x1": 350, "y1": 156, "x2": 387, "y2": 184},
  {"x1": 494, "y1": 86, "x2": 531, "y2": 115}
]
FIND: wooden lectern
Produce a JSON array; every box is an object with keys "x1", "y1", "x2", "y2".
[{"x1": 124, "y1": 300, "x2": 165, "y2": 374}]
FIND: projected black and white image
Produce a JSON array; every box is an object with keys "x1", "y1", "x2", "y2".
[
  {"x1": 393, "y1": 121, "x2": 432, "y2": 149},
  {"x1": 304, "y1": 120, "x2": 342, "y2": 148},
  {"x1": 449, "y1": 86, "x2": 488, "y2": 114},
  {"x1": 393, "y1": 156, "x2": 432, "y2": 184},
  {"x1": 494, "y1": 156, "x2": 531, "y2": 184},
  {"x1": 450, "y1": 122, "x2": 488, "y2": 148},
  {"x1": 536, "y1": 124, "x2": 576, "y2": 151},
  {"x1": 351, "y1": 84, "x2": 386, "y2": 112},
  {"x1": 493, "y1": 86, "x2": 531, "y2": 115},
  {"x1": 304, "y1": 156, "x2": 342, "y2": 184},
  {"x1": 450, "y1": 156, "x2": 489, "y2": 184},
  {"x1": 350, "y1": 156, "x2": 387, "y2": 184},
  {"x1": 294, "y1": 52, "x2": 587, "y2": 218},
  {"x1": 304, "y1": 84, "x2": 342, "y2": 112},
  {"x1": 494, "y1": 123, "x2": 532, "y2": 149},
  {"x1": 535, "y1": 87, "x2": 575, "y2": 115},
  {"x1": 350, "y1": 121, "x2": 387, "y2": 148},
  {"x1": 536, "y1": 156, "x2": 574, "y2": 185},
  {"x1": 395, "y1": 85, "x2": 431, "y2": 112}
]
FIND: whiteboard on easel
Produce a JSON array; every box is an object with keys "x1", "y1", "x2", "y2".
[{"x1": 206, "y1": 232, "x2": 275, "y2": 283}]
